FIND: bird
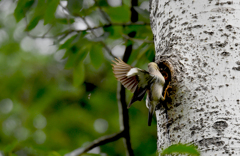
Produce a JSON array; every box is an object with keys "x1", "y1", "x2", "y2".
[{"x1": 112, "y1": 58, "x2": 168, "y2": 126}]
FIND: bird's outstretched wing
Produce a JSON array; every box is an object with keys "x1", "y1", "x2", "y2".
[
  {"x1": 112, "y1": 58, "x2": 154, "y2": 108},
  {"x1": 112, "y1": 58, "x2": 138, "y2": 92}
]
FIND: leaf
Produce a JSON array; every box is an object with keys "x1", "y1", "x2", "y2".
[
  {"x1": 64, "y1": 44, "x2": 89, "y2": 69},
  {"x1": 3, "y1": 141, "x2": 18, "y2": 153},
  {"x1": 161, "y1": 144, "x2": 200, "y2": 156},
  {"x1": 103, "y1": 26, "x2": 122, "y2": 39},
  {"x1": 56, "y1": 18, "x2": 75, "y2": 24},
  {"x1": 48, "y1": 151, "x2": 62, "y2": 156},
  {"x1": 95, "y1": 0, "x2": 109, "y2": 6},
  {"x1": 77, "y1": 47, "x2": 89, "y2": 62},
  {"x1": 133, "y1": 6, "x2": 150, "y2": 19},
  {"x1": 122, "y1": 0, "x2": 131, "y2": 7},
  {"x1": 73, "y1": 61, "x2": 85, "y2": 87},
  {"x1": 60, "y1": 33, "x2": 89, "y2": 67},
  {"x1": 128, "y1": 42, "x2": 147, "y2": 64},
  {"x1": 67, "y1": 0, "x2": 84, "y2": 16},
  {"x1": 134, "y1": 44, "x2": 153, "y2": 67},
  {"x1": 145, "y1": 46, "x2": 155, "y2": 62},
  {"x1": 81, "y1": 154, "x2": 101, "y2": 156},
  {"x1": 44, "y1": 0, "x2": 60, "y2": 25},
  {"x1": 103, "y1": 6, "x2": 130, "y2": 23},
  {"x1": 14, "y1": 0, "x2": 34, "y2": 22},
  {"x1": 24, "y1": 0, "x2": 48, "y2": 31},
  {"x1": 59, "y1": 34, "x2": 79, "y2": 50},
  {"x1": 122, "y1": 25, "x2": 139, "y2": 35},
  {"x1": 64, "y1": 52, "x2": 77, "y2": 68},
  {"x1": 90, "y1": 44, "x2": 104, "y2": 69},
  {"x1": 25, "y1": 15, "x2": 41, "y2": 31}
]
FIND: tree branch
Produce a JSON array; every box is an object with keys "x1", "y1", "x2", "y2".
[
  {"x1": 94, "y1": 0, "x2": 111, "y2": 24},
  {"x1": 117, "y1": 1, "x2": 139, "y2": 154},
  {"x1": 81, "y1": 17, "x2": 115, "y2": 58},
  {"x1": 122, "y1": 34, "x2": 154, "y2": 43},
  {"x1": 65, "y1": 131, "x2": 124, "y2": 156},
  {"x1": 26, "y1": 21, "x2": 150, "y2": 39},
  {"x1": 117, "y1": 82, "x2": 134, "y2": 156},
  {"x1": 116, "y1": 31, "x2": 137, "y2": 156},
  {"x1": 59, "y1": 1, "x2": 71, "y2": 27}
]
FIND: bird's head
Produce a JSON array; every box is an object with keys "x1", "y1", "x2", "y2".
[
  {"x1": 148, "y1": 62, "x2": 159, "y2": 71},
  {"x1": 148, "y1": 62, "x2": 169, "y2": 80}
]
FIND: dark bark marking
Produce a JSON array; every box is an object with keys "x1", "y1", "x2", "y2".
[
  {"x1": 213, "y1": 121, "x2": 228, "y2": 129},
  {"x1": 226, "y1": 24, "x2": 233, "y2": 30},
  {"x1": 191, "y1": 130, "x2": 195, "y2": 137},
  {"x1": 205, "y1": 111, "x2": 219, "y2": 115},
  {"x1": 216, "y1": 41, "x2": 228, "y2": 48},
  {"x1": 190, "y1": 125, "x2": 202, "y2": 131},
  {"x1": 215, "y1": 1, "x2": 233, "y2": 5},
  {"x1": 173, "y1": 124, "x2": 186, "y2": 131},
  {"x1": 232, "y1": 66, "x2": 240, "y2": 71},
  {"x1": 198, "y1": 137, "x2": 225, "y2": 147},
  {"x1": 164, "y1": 0, "x2": 170, "y2": 7},
  {"x1": 220, "y1": 51, "x2": 230, "y2": 56},
  {"x1": 196, "y1": 108, "x2": 205, "y2": 112},
  {"x1": 203, "y1": 31, "x2": 214, "y2": 35},
  {"x1": 236, "y1": 61, "x2": 240, "y2": 65},
  {"x1": 212, "y1": 121, "x2": 228, "y2": 134},
  {"x1": 174, "y1": 103, "x2": 181, "y2": 107},
  {"x1": 181, "y1": 22, "x2": 188, "y2": 26}
]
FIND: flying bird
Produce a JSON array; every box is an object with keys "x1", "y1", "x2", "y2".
[{"x1": 112, "y1": 58, "x2": 168, "y2": 126}]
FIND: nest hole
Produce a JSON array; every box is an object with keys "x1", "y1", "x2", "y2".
[{"x1": 158, "y1": 61, "x2": 173, "y2": 88}]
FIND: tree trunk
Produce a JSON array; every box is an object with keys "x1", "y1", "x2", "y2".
[{"x1": 149, "y1": 0, "x2": 240, "y2": 155}]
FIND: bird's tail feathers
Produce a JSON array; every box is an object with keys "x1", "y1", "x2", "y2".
[{"x1": 148, "y1": 105, "x2": 154, "y2": 126}]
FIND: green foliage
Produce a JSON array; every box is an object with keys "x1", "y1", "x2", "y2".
[
  {"x1": 14, "y1": 0, "x2": 34, "y2": 22},
  {"x1": 25, "y1": 15, "x2": 41, "y2": 31},
  {"x1": 67, "y1": 0, "x2": 84, "y2": 16},
  {"x1": 133, "y1": 6, "x2": 150, "y2": 19},
  {"x1": 103, "y1": 6, "x2": 130, "y2": 23},
  {"x1": 161, "y1": 144, "x2": 200, "y2": 156},
  {"x1": 90, "y1": 44, "x2": 104, "y2": 69},
  {"x1": 82, "y1": 154, "x2": 101, "y2": 156},
  {"x1": 73, "y1": 61, "x2": 85, "y2": 87},
  {"x1": 96, "y1": 0, "x2": 109, "y2": 7},
  {"x1": 0, "y1": 0, "x2": 157, "y2": 156},
  {"x1": 48, "y1": 151, "x2": 62, "y2": 156},
  {"x1": 44, "y1": 0, "x2": 60, "y2": 24}
]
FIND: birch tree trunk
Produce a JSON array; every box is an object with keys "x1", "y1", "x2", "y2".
[{"x1": 149, "y1": 0, "x2": 240, "y2": 155}]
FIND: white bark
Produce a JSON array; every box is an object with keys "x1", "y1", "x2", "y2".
[{"x1": 150, "y1": 0, "x2": 240, "y2": 155}]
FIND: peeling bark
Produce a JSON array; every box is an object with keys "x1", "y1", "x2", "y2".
[{"x1": 150, "y1": 0, "x2": 240, "y2": 155}]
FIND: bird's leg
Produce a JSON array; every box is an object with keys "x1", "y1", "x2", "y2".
[{"x1": 163, "y1": 82, "x2": 171, "y2": 100}]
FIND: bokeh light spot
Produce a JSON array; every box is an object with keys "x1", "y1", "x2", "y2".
[
  {"x1": 107, "y1": 0, "x2": 121, "y2": 7},
  {"x1": 0, "y1": 98, "x2": 13, "y2": 114},
  {"x1": 94, "y1": 118, "x2": 108, "y2": 133},
  {"x1": 2, "y1": 116, "x2": 21, "y2": 136},
  {"x1": 112, "y1": 45, "x2": 125, "y2": 58},
  {"x1": 14, "y1": 127, "x2": 29, "y2": 141},
  {"x1": 33, "y1": 130, "x2": 46, "y2": 144},
  {"x1": 33, "y1": 114, "x2": 47, "y2": 129}
]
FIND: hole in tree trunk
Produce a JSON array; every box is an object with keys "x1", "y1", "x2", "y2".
[
  {"x1": 157, "y1": 61, "x2": 173, "y2": 92},
  {"x1": 155, "y1": 60, "x2": 174, "y2": 110}
]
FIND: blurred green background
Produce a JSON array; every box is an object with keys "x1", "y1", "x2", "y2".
[{"x1": 0, "y1": 0, "x2": 157, "y2": 155}]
